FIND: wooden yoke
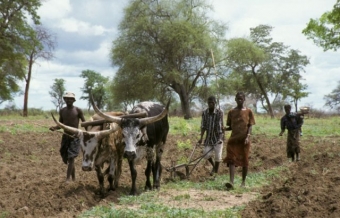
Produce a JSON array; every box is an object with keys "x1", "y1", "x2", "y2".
[{"x1": 81, "y1": 111, "x2": 148, "y2": 128}]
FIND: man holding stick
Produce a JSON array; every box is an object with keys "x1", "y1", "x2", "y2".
[{"x1": 49, "y1": 92, "x2": 85, "y2": 183}]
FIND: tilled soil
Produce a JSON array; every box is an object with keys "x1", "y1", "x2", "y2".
[{"x1": 0, "y1": 121, "x2": 339, "y2": 218}]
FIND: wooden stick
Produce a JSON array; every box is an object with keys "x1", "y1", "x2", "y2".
[
  {"x1": 81, "y1": 119, "x2": 108, "y2": 127},
  {"x1": 81, "y1": 111, "x2": 148, "y2": 127}
]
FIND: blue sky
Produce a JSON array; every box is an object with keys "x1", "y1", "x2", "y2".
[{"x1": 5, "y1": 0, "x2": 340, "y2": 111}]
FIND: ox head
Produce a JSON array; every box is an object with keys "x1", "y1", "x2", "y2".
[
  {"x1": 91, "y1": 99, "x2": 170, "y2": 160},
  {"x1": 51, "y1": 113, "x2": 119, "y2": 171}
]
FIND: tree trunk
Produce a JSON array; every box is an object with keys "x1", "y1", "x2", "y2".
[
  {"x1": 171, "y1": 82, "x2": 192, "y2": 119},
  {"x1": 179, "y1": 94, "x2": 191, "y2": 119},
  {"x1": 252, "y1": 68, "x2": 274, "y2": 118},
  {"x1": 23, "y1": 55, "x2": 33, "y2": 117},
  {"x1": 294, "y1": 99, "x2": 298, "y2": 112}
]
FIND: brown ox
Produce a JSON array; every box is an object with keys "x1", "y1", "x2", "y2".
[{"x1": 52, "y1": 112, "x2": 125, "y2": 196}]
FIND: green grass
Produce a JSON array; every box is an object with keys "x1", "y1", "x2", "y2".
[
  {"x1": 1, "y1": 112, "x2": 338, "y2": 137},
  {"x1": 0, "y1": 211, "x2": 9, "y2": 218},
  {"x1": 169, "y1": 115, "x2": 340, "y2": 138},
  {"x1": 81, "y1": 203, "x2": 244, "y2": 218},
  {"x1": 78, "y1": 166, "x2": 287, "y2": 217},
  {"x1": 169, "y1": 117, "x2": 200, "y2": 136}
]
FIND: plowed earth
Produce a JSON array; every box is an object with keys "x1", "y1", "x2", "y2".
[{"x1": 0, "y1": 119, "x2": 339, "y2": 218}]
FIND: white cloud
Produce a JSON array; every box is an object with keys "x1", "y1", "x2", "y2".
[
  {"x1": 55, "y1": 40, "x2": 113, "y2": 71},
  {"x1": 57, "y1": 18, "x2": 109, "y2": 36},
  {"x1": 38, "y1": 0, "x2": 71, "y2": 20}
]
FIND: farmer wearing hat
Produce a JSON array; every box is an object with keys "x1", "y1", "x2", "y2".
[{"x1": 49, "y1": 92, "x2": 85, "y2": 183}]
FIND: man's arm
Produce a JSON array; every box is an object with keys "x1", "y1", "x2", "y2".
[
  {"x1": 279, "y1": 117, "x2": 285, "y2": 136},
  {"x1": 198, "y1": 128, "x2": 205, "y2": 144},
  {"x1": 77, "y1": 107, "x2": 86, "y2": 123},
  {"x1": 245, "y1": 124, "x2": 252, "y2": 144},
  {"x1": 49, "y1": 109, "x2": 62, "y2": 131}
]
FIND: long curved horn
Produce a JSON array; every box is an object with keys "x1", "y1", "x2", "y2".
[
  {"x1": 51, "y1": 113, "x2": 118, "y2": 138},
  {"x1": 139, "y1": 98, "x2": 170, "y2": 127},
  {"x1": 91, "y1": 95, "x2": 122, "y2": 124},
  {"x1": 51, "y1": 113, "x2": 80, "y2": 135}
]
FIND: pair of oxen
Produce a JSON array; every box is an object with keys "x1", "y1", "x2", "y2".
[{"x1": 52, "y1": 100, "x2": 170, "y2": 196}]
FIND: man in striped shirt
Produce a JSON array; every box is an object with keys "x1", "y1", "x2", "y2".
[{"x1": 198, "y1": 96, "x2": 224, "y2": 176}]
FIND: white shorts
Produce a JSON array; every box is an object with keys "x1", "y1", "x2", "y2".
[{"x1": 203, "y1": 142, "x2": 223, "y2": 162}]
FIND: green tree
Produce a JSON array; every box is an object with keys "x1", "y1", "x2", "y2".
[
  {"x1": 225, "y1": 25, "x2": 309, "y2": 118},
  {"x1": 302, "y1": 0, "x2": 340, "y2": 51},
  {"x1": 49, "y1": 78, "x2": 66, "y2": 112},
  {"x1": 22, "y1": 25, "x2": 56, "y2": 117},
  {"x1": 0, "y1": 60, "x2": 25, "y2": 104},
  {"x1": 324, "y1": 80, "x2": 340, "y2": 112},
  {"x1": 110, "y1": 0, "x2": 227, "y2": 119},
  {"x1": 80, "y1": 70, "x2": 109, "y2": 110},
  {"x1": 108, "y1": 68, "x2": 156, "y2": 110},
  {"x1": 0, "y1": 0, "x2": 41, "y2": 104},
  {"x1": 282, "y1": 79, "x2": 309, "y2": 112}
]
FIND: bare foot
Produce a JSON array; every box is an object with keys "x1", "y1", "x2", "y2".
[
  {"x1": 65, "y1": 179, "x2": 72, "y2": 184},
  {"x1": 225, "y1": 182, "x2": 234, "y2": 190}
]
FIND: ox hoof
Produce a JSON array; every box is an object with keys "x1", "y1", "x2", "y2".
[
  {"x1": 108, "y1": 187, "x2": 116, "y2": 192},
  {"x1": 129, "y1": 191, "x2": 137, "y2": 196},
  {"x1": 153, "y1": 186, "x2": 160, "y2": 191},
  {"x1": 144, "y1": 186, "x2": 152, "y2": 191}
]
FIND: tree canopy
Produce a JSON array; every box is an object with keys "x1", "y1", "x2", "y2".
[
  {"x1": 324, "y1": 80, "x2": 340, "y2": 112},
  {"x1": 225, "y1": 25, "x2": 309, "y2": 117},
  {"x1": 80, "y1": 70, "x2": 109, "y2": 110},
  {"x1": 302, "y1": 0, "x2": 340, "y2": 51},
  {"x1": 0, "y1": 0, "x2": 42, "y2": 104},
  {"x1": 110, "y1": 0, "x2": 228, "y2": 119},
  {"x1": 49, "y1": 78, "x2": 66, "y2": 112}
]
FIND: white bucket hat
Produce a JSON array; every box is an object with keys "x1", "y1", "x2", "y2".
[{"x1": 63, "y1": 92, "x2": 76, "y2": 101}]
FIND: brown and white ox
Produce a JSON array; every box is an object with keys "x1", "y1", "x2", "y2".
[
  {"x1": 52, "y1": 112, "x2": 125, "y2": 196},
  {"x1": 92, "y1": 100, "x2": 170, "y2": 195}
]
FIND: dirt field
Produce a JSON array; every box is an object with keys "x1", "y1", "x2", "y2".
[{"x1": 0, "y1": 120, "x2": 339, "y2": 218}]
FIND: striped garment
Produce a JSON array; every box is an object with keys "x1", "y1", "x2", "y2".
[{"x1": 200, "y1": 108, "x2": 224, "y2": 146}]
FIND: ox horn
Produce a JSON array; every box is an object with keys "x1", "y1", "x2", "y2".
[
  {"x1": 139, "y1": 98, "x2": 170, "y2": 127},
  {"x1": 91, "y1": 96, "x2": 122, "y2": 124},
  {"x1": 51, "y1": 113, "x2": 118, "y2": 138}
]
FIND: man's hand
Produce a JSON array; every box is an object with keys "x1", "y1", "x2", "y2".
[
  {"x1": 197, "y1": 138, "x2": 203, "y2": 144},
  {"x1": 224, "y1": 126, "x2": 231, "y2": 131},
  {"x1": 245, "y1": 134, "x2": 250, "y2": 144},
  {"x1": 49, "y1": 126, "x2": 57, "y2": 131}
]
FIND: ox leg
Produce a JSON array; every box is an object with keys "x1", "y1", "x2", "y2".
[
  {"x1": 114, "y1": 158, "x2": 123, "y2": 189},
  {"x1": 152, "y1": 158, "x2": 162, "y2": 190},
  {"x1": 152, "y1": 144, "x2": 164, "y2": 190},
  {"x1": 95, "y1": 165, "x2": 106, "y2": 196},
  {"x1": 144, "y1": 160, "x2": 153, "y2": 191},
  {"x1": 106, "y1": 166, "x2": 115, "y2": 191},
  {"x1": 128, "y1": 160, "x2": 138, "y2": 195},
  {"x1": 107, "y1": 158, "x2": 116, "y2": 191},
  {"x1": 107, "y1": 156, "x2": 123, "y2": 191}
]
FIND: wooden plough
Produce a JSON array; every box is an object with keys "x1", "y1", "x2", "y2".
[{"x1": 165, "y1": 143, "x2": 213, "y2": 179}]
